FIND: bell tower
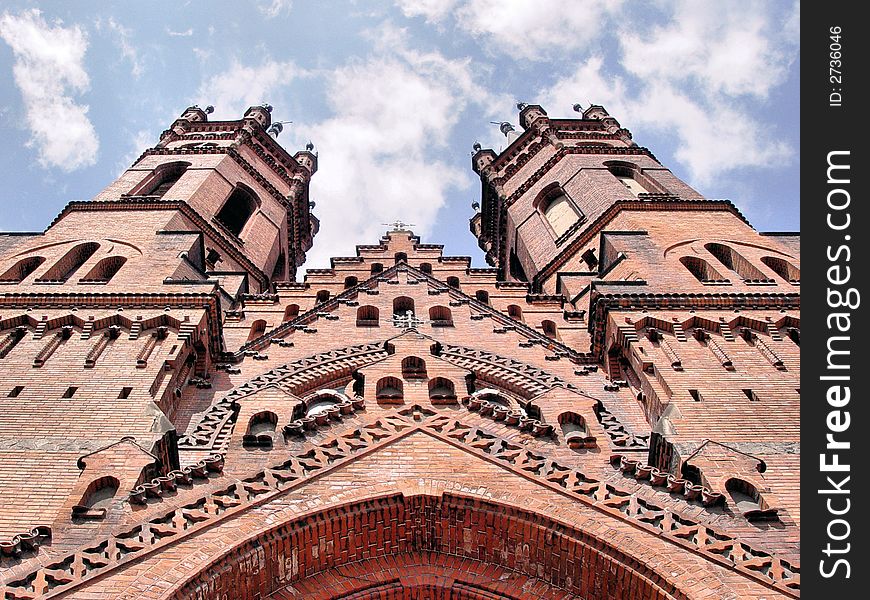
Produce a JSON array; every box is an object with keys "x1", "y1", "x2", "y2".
[{"x1": 94, "y1": 104, "x2": 318, "y2": 291}]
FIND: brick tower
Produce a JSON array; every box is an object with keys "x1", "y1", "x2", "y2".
[{"x1": 0, "y1": 104, "x2": 799, "y2": 599}]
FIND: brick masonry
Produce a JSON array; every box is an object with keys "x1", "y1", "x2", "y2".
[{"x1": 0, "y1": 104, "x2": 799, "y2": 599}]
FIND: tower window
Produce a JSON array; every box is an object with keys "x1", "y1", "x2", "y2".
[
  {"x1": 130, "y1": 161, "x2": 189, "y2": 198},
  {"x1": 394, "y1": 252, "x2": 407, "y2": 263},
  {"x1": 371, "y1": 263, "x2": 384, "y2": 275},
  {"x1": 283, "y1": 304, "x2": 300, "y2": 321},
  {"x1": 344, "y1": 276, "x2": 359, "y2": 289},
  {"x1": 401, "y1": 356, "x2": 427, "y2": 379},
  {"x1": 247, "y1": 319, "x2": 267, "y2": 342},
  {"x1": 507, "y1": 305, "x2": 524, "y2": 322},
  {"x1": 606, "y1": 162, "x2": 652, "y2": 196},
  {"x1": 475, "y1": 290, "x2": 490, "y2": 305},
  {"x1": 316, "y1": 290, "x2": 330, "y2": 304},
  {"x1": 420, "y1": 262, "x2": 433, "y2": 274},
  {"x1": 446, "y1": 276, "x2": 460, "y2": 289},
  {"x1": 215, "y1": 185, "x2": 259, "y2": 238},
  {"x1": 541, "y1": 320, "x2": 559, "y2": 340},
  {"x1": 0, "y1": 256, "x2": 45, "y2": 283},
  {"x1": 539, "y1": 190, "x2": 582, "y2": 238}
]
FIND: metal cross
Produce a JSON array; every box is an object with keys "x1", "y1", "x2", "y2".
[
  {"x1": 392, "y1": 310, "x2": 427, "y2": 330},
  {"x1": 383, "y1": 221, "x2": 415, "y2": 232}
]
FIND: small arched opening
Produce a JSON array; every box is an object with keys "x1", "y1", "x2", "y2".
[
  {"x1": 376, "y1": 376, "x2": 403, "y2": 402},
  {"x1": 72, "y1": 476, "x2": 120, "y2": 520},
  {"x1": 247, "y1": 319, "x2": 267, "y2": 342},
  {"x1": 343, "y1": 275, "x2": 358, "y2": 289},
  {"x1": 558, "y1": 412, "x2": 596, "y2": 449},
  {"x1": 401, "y1": 356, "x2": 427, "y2": 379},
  {"x1": 761, "y1": 256, "x2": 800, "y2": 283},
  {"x1": 446, "y1": 276, "x2": 460, "y2": 289},
  {"x1": 243, "y1": 411, "x2": 278, "y2": 449},
  {"x1": 507, "y1": 304, "x2": 524, "y2": 322},
  {"x1": 0, "y1": 256, "x2": 45, "y2": 283},
  {"x1": 81, "y1": 256, "x2": 127, "y2": 283},
  {"x1": 393, "y1": 296, "x2": 415, "y2": 316},
  {"x1": 356, "y1": 305, "x2": 379, "y2": 327},
  {"x1": 38, "y1": 242, "x2": 100, "y2": 282},
  {"x1": 283, "y1": 304, "x2": 300, "y2": 321},
  {"x1": 429, "y1": 306, "x2": 453, "y2": 327},
  {"x1": 428, "y1": 377, "x2": 456, "y2": 402},
  {"x1": 316, "y1": 289, "x2": 331, "y2": 304},
  {"x1": 371, "y1": 262, "x2": 384, "y2": 275},
  {"x1": 680, "y1": 256, "x2": 726, "y2": 283},
  {"x1": 475, "y1": 290, "x2": 490, "y2": 305},
  {"x1": 541, "y1": 319, "x2": 559, "y2": 340},
  {"x1": 419, "y1": 262, "x2": 432, "y2": 275}
]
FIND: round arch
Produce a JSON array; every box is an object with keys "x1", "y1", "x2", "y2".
[{"x1": 168, "y1": 492, "x2": 689, "y2": 600}]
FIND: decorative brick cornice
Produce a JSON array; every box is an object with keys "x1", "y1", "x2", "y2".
[{"x1": 588, "y1": 292, "x2": 801, "y2": 358}]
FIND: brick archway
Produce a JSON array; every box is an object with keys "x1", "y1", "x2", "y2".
[{"x1": 170, "y1": 492, "x2": 688, "y2": 600}]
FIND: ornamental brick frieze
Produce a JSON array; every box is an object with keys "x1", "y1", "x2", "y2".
[{"x1": 0, "y1": 409, "x2": 799, "y2": 599}]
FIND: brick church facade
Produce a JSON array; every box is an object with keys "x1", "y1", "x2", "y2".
[{"x1": 0, "y1": 103, "x2": 799, "y2": 598}]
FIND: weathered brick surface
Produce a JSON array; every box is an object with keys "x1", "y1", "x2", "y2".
[{"x1": 0, "y1": 105, "x2": 799, "y2": 599}]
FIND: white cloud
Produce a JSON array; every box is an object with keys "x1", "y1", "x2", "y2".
[
  {"x1": 258, "y1": 0, "x2": 292, "y2": 18},
  {"x1": 619, "y1": 1, "x2": 798, "y2": 99},
  {"x1": 292, "y1": 22, "x2": 506, "y2": 268},
  {"x1": 96, "y1": 17, "x2": 144, "y2": 78},
  {"x1": 0, "y1": 9, "x2": 99, "y2": 171},
  {"x1": 166, "y1": 27, "x2": 194, "y2": 37},
  {"x1": 116, "y1": 129, "x2": 154, "y2": 176},
  {"x1": 396, "y1": 0, "x2": 625, "y2": 60},
  {"x1": 543, "y1": 56, "x2": 793, "y2": 186},
  {"x1": 196, "y1": 59, "x2": 306, "y2": 119},
  {"x1": 395, "y1": 0, "x2": 460, "y2": 23}
]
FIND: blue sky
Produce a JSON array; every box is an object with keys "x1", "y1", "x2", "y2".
[{"x1": 0, "y1": 0, "x2": 800, "y2": 271}]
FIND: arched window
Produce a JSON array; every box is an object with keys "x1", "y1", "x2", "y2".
[
  {"x1": 142, "y1": 162, "x2": 188, "y2": 197},
  {"x1": 680, "y1": 256, "x2": 727, "y2": 283},
  {"x1": 0, "y1": 256, "x2": 45, "y2": 283},
  {"x1": 376, "y1": 376, "x2": 403, "y2": 400},
  {"x1": 558, "y1": 412, "x2": 596, "y2": 449},
  {"x1": 475, "y1": 290, "x2": 490, "y2": 305},
  {"x1": 316, "y1": 289, "x2": 330, "y2": 304},
  {"x1": 761, "y1": 256, "x2": 800, "y2": 283},
  {"x1": 247, "y1": 319, "x2": 267, "y2": 342},
  {"x1": 215, "y1": 185, "x2": 258, "y2": 237},
  {"x1": 429, "y1": 306, "x2": 453, "y2": 327},
  {"x1": 393, "y1": 296, "x2": 414, "y2": 316},
  {"x1": 705, "y1": 243, "x2": 768, "y2": 282},
  {"x1": 371, "y1": 262, "x2": 384, "y2": 275},
  {"x1": 446, "y1": 276, "x2": 460, "y2": 289},
  {"x1": 244, "y1": 411, "x2": 278, "y2": 448},
  {"x1": 129, "y1": 161, "x2": 189, "y2": 197},
  {"x1": 402, "y1": 356, "x2": 427, "y2": 379},
  {"x1": 542, "y1": 320, "x2": 559, "y2": 340},
  {"x1": 428, "y1": 377, "x2": 456, "y2": 401},
  {"x1": 725, "y1": 478, "x2": 763, "y2": 513},
  {"x1": 305, "y1": 395, "x2": 341, "y2": 418},
  {"x1": 420, "y1": 263, "x2": 433, "y2": 274},
  {"x1": 356, "y1": 305, "x2": 379, "y2": 327},
  {"x1": 507, "y1": 305, "x2": 524, "y2": 322},
  {"x1": 38, "y1": 242, "x2": 100, "y2": 282},
  {"x1": 538, "y1": 186, "x2": 582, "y2": 238},
  {"x1": 73, "y1": 476, "x2": 120, "y2": 519},
  {"x1": 283, "y1": 304, "x2": 299, "y2": 321},
  {"x1": 606, "y1": 163, "x2": 650, "y2": 196},
  {"x1": 394, "y1": 252, "x2": 407, "y2": 263},
  {"x1": 344, "y1": 275, "x2": 359, "y2": 289},
  {"x1": 80, "y1": 256, "x2": 127, "y2": 283}
]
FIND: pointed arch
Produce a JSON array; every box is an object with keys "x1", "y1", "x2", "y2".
[{"x1": 535, "y1": 184, "x2": 583, "y2": 238}]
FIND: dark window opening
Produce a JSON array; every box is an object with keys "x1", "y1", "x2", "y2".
[
  {"x1": 7, "y1": 386, "x2": 23, "y2": 398},
  {"x1": 0, "y1": 256, "x2": 45, "y2": 283},
  {"x1": 118, "y1": 387, "x2": 133, "y2": 399},
  {"x1": 215, "y1": 186, "x2": 258, "y2": 237},
  {"x1": 63, "y1": 386, "x2": 78, "y2": 398}
]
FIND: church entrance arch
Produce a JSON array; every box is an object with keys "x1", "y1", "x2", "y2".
[{"x1": 170, "y1": 492, "x2": 687, "y2": 600}]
